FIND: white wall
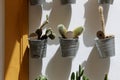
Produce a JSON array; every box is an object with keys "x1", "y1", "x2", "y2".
[
  {"x1": 29, "y1": 0, "x2": 120, "y2": 80},
  {"x1": 0, "y1": 0, "x2": 120, "y2": 80},
  {"x1": 0, "y1": 0, "x2": 4, "y2": 80}
]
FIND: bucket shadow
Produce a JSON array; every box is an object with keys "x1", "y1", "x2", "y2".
[
  {"x1": 45, "y1": 47, "x2": 72, "y2": 80},
  {"x1": 83, "y1": 0, "x2": 110, "y2": 47},
  {"x1": 29, "y1": 57, "x2": 43, "y2": 80},
  {"x1": 84, "y1": 46, "x2": 110, "y2": 80}
]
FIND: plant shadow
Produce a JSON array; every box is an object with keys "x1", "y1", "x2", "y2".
[
  {"x1": 29, "y1": 56, "x2": 43, "y2": 80},
  {"x1": 84, "y1": 46, "x2": 110, "y2": 80},
  {"x1": 46, "y1": 0, "x2": 72, "y2": 45},
  {"x1": 29, "y1": 5, "x2": 42, "y2": 33}
]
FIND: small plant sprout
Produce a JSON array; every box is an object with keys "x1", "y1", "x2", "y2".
[
  {"x1": 35, "y1": 75, "x2": 48, "y2": 80},
  {"x1": 29, "y1": 15, "x2": 55, "y2": 40},
  {"x1": 57, "y1": 24, "x2": 84, "y2": 39}
]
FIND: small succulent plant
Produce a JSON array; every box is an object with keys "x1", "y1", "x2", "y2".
[
  {"x1": 97, "y1": 6, "x2": 113, "y2": 39},
  {"x1": 29, "y1": 15, "x2": 55, "y2": 40},
  {"x1": 35, "y1": 75, "x2": 47, "y2": 80},
  {"x1": 104, "y1": 74, "x2": 108, "y2": 80},
  {"x1": 70, "y1": 65, "x2": 89, "y2": 80},
  {"x1": 57, "y1": 24, "x2": 84, "y2": 39}
]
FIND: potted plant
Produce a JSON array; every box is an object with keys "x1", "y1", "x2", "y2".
[
  {"x1": 98, "y1": 0, "x2": 114, "y2": 4},
  {"x1": 29, "y1": 15, "x2": 55, "y2": 58},
  {"x1": 30, "y1": 0, "x2": 45, "y2": 5},
  {"x1": 95, "y1": 6, "x2": 115, "y2": 58},
  {"x1": 61, "y1": 0, "x2": 76, "y2": 5},
  {"x1": 57, "y1": 24, "x2": 84, "y2": 58},
  {"x1": 35, "y1": 75, "x2": 48, "y2": 80},
  {"x1": 70, "y1": 65, "x2": 89, "y2": 80}
]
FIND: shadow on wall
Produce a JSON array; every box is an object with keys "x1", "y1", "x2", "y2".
[
  {"x1": 29, "y1": 58, "x2": 43, "y2": 80},
  {"x1": 29, "y1": 5, "x2": 43, "y2": 80},
  {"x1": 83, "y1": 0, "x2": 110, "y2": 47},
  {"x1": 46, "y1": 47, "x2": 72, "y2": 80},
  {"x1": 84, "y1": 46, "x2": 110, "y2": 80},
  {"x1": 46, "y1": 0, "x2": 72, "y2": 45},
  {"x1": 29, "y1": 5, "x2": 42, "y2": 33},
  {"x1": 19, "y1": 47, "x2": 29, "y2": 80}
]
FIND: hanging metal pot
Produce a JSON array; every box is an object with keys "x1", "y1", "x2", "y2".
[
  {"x1": 95, "y1": 36, "x2": 115, "y2": 58},
  {"x1": 98, "y1": 0, "x2": 114, "y2": 4},
  {"x1": 30, "y1": 0, "x2": 45, "y2": 5},
  {"x1": 61, "y1": 0, "x2": 76, "y2": 5},
  {"x1": 59, "y1": 37, "x2": 79, "y2": 58},
  {"x1": 29, "y1": 39, "x2": 47, "y2": 58}
]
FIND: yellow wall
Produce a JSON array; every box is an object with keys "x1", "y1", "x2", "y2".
[{"x1": 4, "y1": 0, "x2": 29, "y2": 80}]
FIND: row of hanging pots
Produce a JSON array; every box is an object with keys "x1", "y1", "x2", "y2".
[
  {"x1": 29, "y1": 24, "x2": 84, "y2": 58},
  {"x1": 29, "y1": 24, "x2": 115, "y2": 59},
  {"x1": 29, "y1": 37, "x2": 79, "y2": 58},
  {"x1": 30, "y1": 0, "x2": 114, "y2": 5},
  {"x1": 29, "y1": 5, "x2": 115, "y2": 59},
  {"x1": 29, "y1": 35, "x2": 115, "y2": 59}
]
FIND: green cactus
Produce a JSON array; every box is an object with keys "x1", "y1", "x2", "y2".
[
  {"x1": 57, "y1": 24, "x2": 84, "y2": 39},
  {"x1": 57, "y1": 24, "x2": 67, "y2": 38},
  {"x1": 73, "y1": 26, "x2": 84, "y2": 38},
  {"x1": 70, "y1": 65, "x2": 89, "y2": 80},
  {"x1": 76, "y1": 71, "x2": 79, "y2": 80},
  {"x1": 77, "y1": 65, "x2": 84, "y2": 80},
  {"x1": 35, "y1": 75, "x2": 47, "y2": 80},
  {"x1": 104, "y1": 74, "x2": 108, "y2": 80},
  {"x1": 71, "y1": 72, "x2": 75, "y2": 80},
  {"x1": 82, "y1": 75, "x2": 89, "y2": 80}
]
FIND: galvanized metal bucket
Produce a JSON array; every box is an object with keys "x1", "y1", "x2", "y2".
[
  {"x1": 95, "y1": 36, "x2": 115, "y2": 58},
  {"x1": 29, "y1": 39, "x2": 47, "y2": 58},
  {"x1": 61, "y1": 0, "x2": 76, "y2": 5},
  {"x1": 30, "y1": 0, "x2": 45, "y2": 5},
  {"x1": 59, "y1": 37, "x2": 79, "y2": 58},
  {"x1": 98, "y1": 0, "x2": 114, "y2": 4}
]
